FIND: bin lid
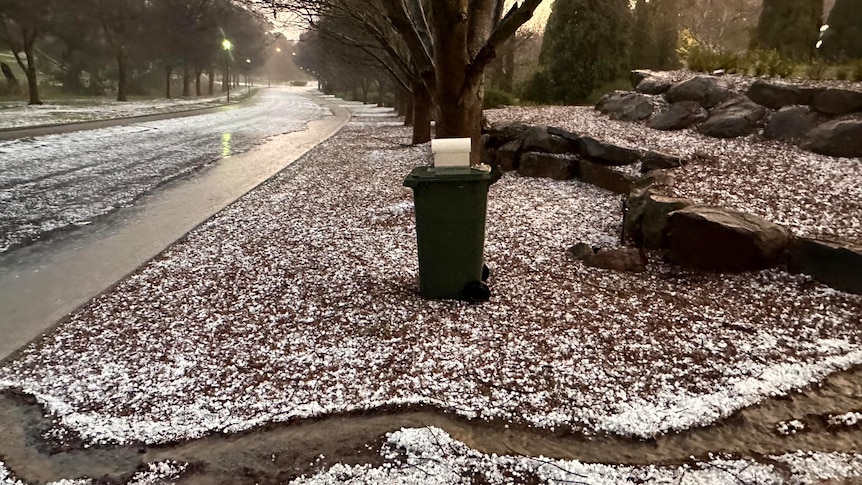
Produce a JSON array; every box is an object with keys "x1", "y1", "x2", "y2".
[{"x1": 403, "y1": 166, "x2": 502, "y2": 187}]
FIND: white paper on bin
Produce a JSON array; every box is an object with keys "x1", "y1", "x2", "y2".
[{"x1": 431, "y1": 138, "x2": 471, "y2": 167}]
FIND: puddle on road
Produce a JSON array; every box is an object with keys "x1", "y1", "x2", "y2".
[{"x1": 0, "y1": 365, "x2": 860, "y2": 483}]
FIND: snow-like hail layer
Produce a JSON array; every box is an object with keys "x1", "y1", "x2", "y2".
[
  {"x1": 0, "y1": 87, "x2": 329, "y2": 253},
  {"x1": 0, "y1": 104, "x2": 860, "y2": 446},
  {"x1": 485, "y1": 105, "x2": 862, "y2": 245},
  {"x1": 289, "y1": 426, "x2": 862, "y2": 485}
]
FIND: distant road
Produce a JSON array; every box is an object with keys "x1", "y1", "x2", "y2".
[{"x1": 0, "y1": 86, "x2": 329, "y2": 254}]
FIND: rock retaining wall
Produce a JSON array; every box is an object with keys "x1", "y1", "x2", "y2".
[
  {"x1": 482, "y1": 120, "x2": 861, "y2": 294},
  {"x1": 599, "y1": 71, "x2": 862, "y2": 159}
]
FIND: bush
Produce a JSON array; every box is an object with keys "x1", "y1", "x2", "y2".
[
  {"x1": 806, "y1": 61, "x2": 828, "y2": 80},
  {"x1": 836, "y1": 67, "x2": 850, "y2": 80},
  {"x1": 290, "y1": 80, "x2": 308, "y2": 86},
  {"x1": 853, "y1": 60, "x2": 862, "y2": 82},
  {"x1": 686, "y1": 46, "x2": 738, "y2": 73},
  {"x1": 743, "y1": 49, "x2": 794, "y2": 77},
  {"x1": 483, "y1": 88, "x2": 518, "y2": 108}
]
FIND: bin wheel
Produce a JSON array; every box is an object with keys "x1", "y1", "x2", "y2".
[
  {"x1": 464, "y1": 280, "x2": 490, "y2": 304},
  {"x1": 482, "y1": 263, "x2": 490, "y2": 282}
]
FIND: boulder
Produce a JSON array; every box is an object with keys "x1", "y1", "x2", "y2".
[
  {"x1": 584, "y1": 248, "x2": 647, "y2": 273},
  {"x1": 667, "y1": 206, "x2": 791, "y2": 271},
  {"x1": 665, "y1": 76, "x2": 734, "y2": 108},
  {"x1": 747, "y1": 80, "x2": 805, "y2": 109},
  {"x1": 636, "y1": 77, "x2": 673, "y2": 95},
  {"x1": 522, "y1": 125, "x2": 577, "y2": 154},
  {"x1": 486, "y1": 122, "x2": 531, "y2": 146},
  {"x1": 764, "y1": 106, "x2": 819, "y2": 141},
  {"x1": 787, "y1": 238, "x2": 862, "y2": 294},
  {"x1": 641, "y1": 151, "x2": 683, "y2": 172},
  {"x1": 629, "y1": 70, "x2": 656, "y2": 89},
  {"x1": 597, "y1": 91, "x2": 654, "y2": 121},
  {"x1": 578, "y1": 160, "x2": 635, "y2": 194},
  {"x1": 518, "y1": 152, "x2": 577, "y2": 180},
  {"x1": 548, "y1": 126, "x2": 581, "y2": 144},
  {"x1": 642, "y1": 195, "x2": 693, "y2": 249},
  {"x1": 578, "y1": 137, "x2": 642, "y2": 166},
  {"x1": 494, "y1": 140, "x2": 521, "y2": 172},
  {"x1": 623, "y1": 171, "x2": 677, "y2": 244},
  {"x1": 647, "y1": 101, "x2": 707, "y2": 130},
  {"x1": 800, "y1": 118, "x2": 862, "y2": 158},
  {"x1": 810, "y1": 88, "x2": 862, "y2": 116},
  {"x1": 567, "y1": 242, "x2": 595, "y2": 260},
  {"x1": 697, "y1": 97, "x2": 766, "y2": 138}
]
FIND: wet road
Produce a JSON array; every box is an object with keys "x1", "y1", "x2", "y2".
[{"x1": 0, "y1": 86, "x2": 329, "y2": 254}]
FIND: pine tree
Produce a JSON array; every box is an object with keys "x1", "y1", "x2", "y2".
[
  {"x1": 631, "y1": 0, "x2": 680, "y2": 70},
  {"x1": 819, "y1": 0, "x2": 862, "y2": 60},
  {"x1": 753, "y1": 0, "x2": 822, "y2": 60},
  {"x1": 528, "y1": 0, "x2": 632, "y2": 104}
]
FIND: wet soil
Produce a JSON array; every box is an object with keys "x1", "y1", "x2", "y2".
[{"x1": 0, "y1": 365, "x2": 860, "y2": 484}]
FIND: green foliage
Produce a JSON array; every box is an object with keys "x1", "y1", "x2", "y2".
[
  {"x1": 742, "y1": 49, "x2": 795, "y2": 77},
  {"x1": 819, "y1": 0, "x2": 862, "y2": 61},
  {"x1": 853, "y1": 60, "x2": 862, "y2": 82},
  {"x1": 483, "y1": 88, "x2": 518, "y2": 109},
  {"x1": 531, "y1": 0, "x2": 633, "y2": 104},
  {"x1": 630, "y1": 0, "x2": 680, "y2": 70},
  {"x1": 685, "y1": 46, "x2": 738, "y2": 73},
  {"x1": 520, "y1": 70, "x2": 554, "y2": 105},
  {"x1": 835, "y1": 67, "x2": 850, "y2": 80},
  {"x1": 584, "y1": 78, "x2": 635, "y2": 106},
  {"x1": 753, "y1": 0, "x2": 821, "y2": 60},
  {"x1": 805, "y1": 61, "x2": 829, "y2": 80}
]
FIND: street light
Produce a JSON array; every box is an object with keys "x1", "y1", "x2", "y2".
[
  {"x1": 222, "y1": 39, "x2": 232, "y2": 102},
  {"x1": 246, "y1": 59, "x2": 252, "y2": 91}
]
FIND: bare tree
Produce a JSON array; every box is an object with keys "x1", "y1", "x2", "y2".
[{"x1": 0, "y1": 0, "x2": 53, "y2": 104}]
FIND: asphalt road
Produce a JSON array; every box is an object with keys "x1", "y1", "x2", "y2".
[
  {"x1": 0, "y1": 86, "x2": 329, "y2": 254},
  {"x1": 0, "y1": 89, "x2": 352, "y2": 360}
]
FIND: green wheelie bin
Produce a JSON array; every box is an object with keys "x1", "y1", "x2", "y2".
[{"x1": 403, "y1": 166, "x2": 502, "y2": 301}]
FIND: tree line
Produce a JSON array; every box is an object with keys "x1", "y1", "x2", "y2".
[{"x1": 0, "y1": 0, "x2": 278, "y2": 105}]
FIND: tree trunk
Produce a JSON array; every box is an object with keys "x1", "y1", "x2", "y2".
[
  {"x1": 182, "y1": 65, "x2": 191, "y2": 97},
  {"x1": 411, "y1": 80, "x2": 432, "y2": 144},
  {"x1": 361, "y1": 79, "x2": 369, "y2": 103},
  {"x1": 0, "y1": 63, "x2": 19, "y2": 94},
  {"x1": 13, "y1": 43, "x2": 42, "y2": 105},
  {"x1": 222, "y1": 69, "x2": 227, "y2": 93},
  {"x1": 164, "y1": 65, "x2": 173, "y2": 99},
  {"x1": 195, "y1": 68, "x2": 202, "y2": 97},
  {"x1": 207, "y1": 68, "x2": 215, "y2": 95},
  {"x1": 116, "y1": 51, "x2": 128, "y2": 102}
]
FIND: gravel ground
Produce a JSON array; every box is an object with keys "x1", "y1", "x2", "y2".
[
  {"x1": 0, "y1": 86, "x2": 329, "y2": 254},
  {"x1": 0, "y1": 103, "x2": 859, "y2": 454}
]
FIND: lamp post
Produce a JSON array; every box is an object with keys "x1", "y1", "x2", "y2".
[{"x1": 222, "y1": 39, "x2": 232, "y2": 102}]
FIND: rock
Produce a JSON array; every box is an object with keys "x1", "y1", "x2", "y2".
[
  {"x1": 667, "y1": 206, "x2": 790, "y2": 271},
  {"x1": 494, "y1": 140, "x2": 521, "y2": 172},
  {"x1": 800, "y1": 117, "x2": 862, "y2": 158},
  {"x1": 486, "y1": 122, "x2": 531, "y2": 146},
  {"x1": 641, "y1": 151, "x2": 683, "y2": 172},
  {"x1": 764, "y1": 106, "x2": 819, "y2": 140},
  {"x1": 665, "y1": 76, "x2": 734, "y2": 109},
  {"x1": 787, "y1": 238, "x2": 862, "y2": 294},
  {"x1": 584, "y1": 248, "x2": 647, "y2": 273},
  {"x1": 597, "y1": 91, "x2": 654, "y2": 121},
  {"x1": 548, "y1": 126, "x2": 580, "y2": 143},
  {"x1": 578, "y1": 137, "x2": 642, "y2": 166},
  {"x1": 629, "y1": 69, "x2": 655, "y2": 89},
  {"x1": 810, "y1": 88, "x2": 862, "y2": 116},
  {"x1": 632, "y1": 170, "x2": 676, "y2": 192},
  {"x1": 642, "y1": 195, "x2": 693, "y2": 249},
  {"x1": 518, "y1": 152, "x2": 577, "y2": 180},
  {"x1": 636, "y1": 77, "x2": 673, "y2": 95},
  {"x1": 522, "y1": 125, "x2": 576, "y2": 154},
  {"x1": 647, "y1": 101, "x2": 707, "y2": 130},
  {"x1": 567, "y1": 242, "x2": 595, "y2": 260},
  {"x1": 481, "y1": 115, "x2": 492, "y2": 133},
  {"x1": 578, "y1": 160, "x2": 635, "y2": 194},
  {"x1": 747, "y1": 80, "x2": 805, "y2": 109},
  {"x1": 697, "y1": 97, "x2": 766, "y2": 138}
]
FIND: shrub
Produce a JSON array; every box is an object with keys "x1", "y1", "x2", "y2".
[
  {"x1": 483, "y1": 88, "x2": 518, "y2": 108},
  {"x1": 290, "y1": 80, "x2": 309, "y2": 86},
  {"x1": 806, "y1": 61, "x2": 828, "y2": 80},
  {"x1": 835, "y1": 67, "x2": 850, "y2": 80},
  {"x1": 686, "y1": 46, "x2": 738, "y2": 73},
  {"x1": 852, "y1": 60, "x2": 862, "y2": 82},
  {"x1": 744, "y1": 49, "x2": 794, "y2": 77}
]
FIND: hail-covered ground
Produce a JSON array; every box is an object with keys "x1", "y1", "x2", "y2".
[
  {"x1": 0, "y1": 101, "x2": 860, "y2": 484},
  {"x1": 0, "y1": 86, "x2": 329, "y2": 254}
]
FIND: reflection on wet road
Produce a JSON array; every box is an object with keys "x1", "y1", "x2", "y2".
[{"x1": 0, "y1": 87, "x2": 329, "y2": 254}]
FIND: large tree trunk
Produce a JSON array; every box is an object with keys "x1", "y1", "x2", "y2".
[
  {"x1": 411, "y1": 80, "x2": 432, "y2": 145},
  {"x1": 0, "y1": 62, "x2": 20, "y2": 94},
  {"x1": 164, "y1": 65, "x2": 173, "y2": 99},
  {"x1": 116, "y1": 51, "x2": 128, "y2": 101},
  {"x1": 12, "y1": 44, "x2": 42, "y2": 105},
  {"x1": 182, "y1": 65, "x2": 191, "y2": 97}
]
